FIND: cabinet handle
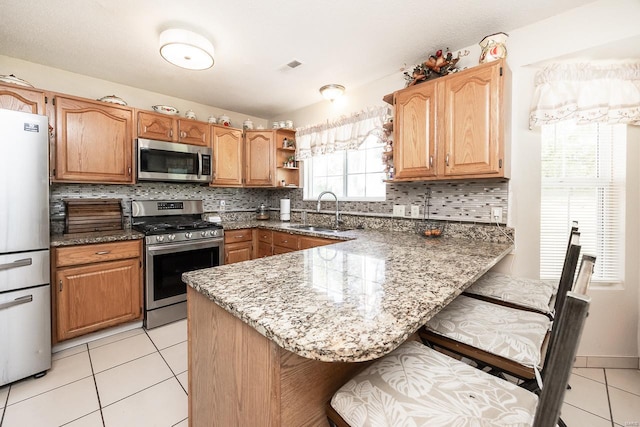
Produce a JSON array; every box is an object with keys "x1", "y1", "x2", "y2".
[
  {"x1": 282, "y1": 240, "x2": 287, "y2": 243},
  {"x1": 234, "y1": 235, "x2": 244, "y2": 239},
  {"x1": 169, "y1": 129, "x2": 173, "y2": 138},
  {"x1": 269, "y1": 172, "x2": 272, "y2": 181},
  {"x1": 429, "y1": 156, "x2": 433, "y2": 167},
  {"x1": 499, "y1": 159, "x2": 503, "y2": 168},
  {"x1": 445, "y1": 154, "x2": 450, "y2": 166},
  {"x1": 59, "y1": 280, "x2": 63, "y2": 292},
  {"x1": 128, "y1": 166, "x2": 132, "y2": 176},
  {"x1": 95, "y1": 251, "x2": 111, "y2": 255}
]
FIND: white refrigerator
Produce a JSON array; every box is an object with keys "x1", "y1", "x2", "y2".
[{"x1": 0, "y1": 109, "x2": 51, "y2": 386}]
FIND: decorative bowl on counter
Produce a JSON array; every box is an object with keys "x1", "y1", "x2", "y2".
[
  {"x1": 152, "y1": 105, "x2": 179, "y2": 115},
  {"x1": 97, "y1": 95, "x2": 127, "y2": 106},
  {"x1": 415, "y1": 220, "x2": 445, "y2": 238},
  {"x1": 0, "y1": 74, "x2": 34, "y2": 87}
]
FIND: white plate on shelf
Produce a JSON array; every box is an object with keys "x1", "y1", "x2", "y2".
[
  {"x1": 0, "y1": 74, "x2": 34, "y2": 87},
  {"x1": 97, "y1": 95, "x2": 127, "y2": 106},
  {"x1": 152, "y1": 105, "x2": 179, "y2": 115}
]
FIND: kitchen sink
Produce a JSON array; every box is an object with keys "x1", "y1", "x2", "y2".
[{"x1": 290, "y1": 225, "x2": 352, "y2": 233}]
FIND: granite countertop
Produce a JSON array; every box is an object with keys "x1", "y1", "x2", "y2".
[
  {"x1": 183, "y1": 224, "x2": 513, "y2": 363},
  {"x1": 50, "y1": 229, "x2": 144, "y2": 247}
]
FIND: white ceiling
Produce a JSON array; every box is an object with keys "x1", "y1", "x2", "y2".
[{"x1": 0, "y1": 0, "x2": 596, "y2": 118}]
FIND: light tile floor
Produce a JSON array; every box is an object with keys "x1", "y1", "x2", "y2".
[{"x1": 0, "y1": 319, "x2": 638, "y2": 426}]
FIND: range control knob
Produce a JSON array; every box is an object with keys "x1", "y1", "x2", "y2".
[
  {"x1": 201, "y1": 231, "x2": 207, "y2": 237},
  {"x1": 185, "y1": 232, "x2": 193, "y2": 239},
  {"x1": 167, "y1": 234, "x2": 176, "y2": 241},
  {"x1": 156, "y1": 235, "x2": 165, "y2": 242}
]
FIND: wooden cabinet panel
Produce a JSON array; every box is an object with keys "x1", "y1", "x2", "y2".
[
  {"x1": 55, "y1": 257, "x2": 141, "y2": 341},
  {"x1": 178, "y1": 119, "x2": 209, "y2": 146},
  {"x1": 55, "y1": 95, "x2": 134, "y2": 183},
  {"x1": 394, "y1": 82, "x2": 437, "y2": 179},
  {"x1": 272, "y1": 231, "x2": 298, "y2": 251},
  {"x1": 137, "y1": 111, "x2": 175, "y2": 141},
  {"x1": 245, "y1": 131, "x2": 274, "y2": 186},
  {"x1": 211, "y1": 126, "x2": 243, "y2": 187},
  {"x1": 55, "y1": 240, "x2": 141, "y2": 267},
  {"x1": 257, "y1": 229, "x2": 273, "y2": 244},
  {"x1": 298, "y1": 236, "x2": 335, "y2": 250},
  {"x1": 225, "y1": 241, "x2": 253, "y2": 264},
  {"x1": 256, "y1": 241, "x2": 273, "y2": 258},
  {"x1": 224, "y1": 229, "x2": 253, "y2": 243},
  {"x1": 390, "y1": 60, "x2": 508, "y2": 182},
  {"x1": 273, "y1": 245, "x2": 295, "y2": 255},
  {"x1": 440, "y1": 62, "x2": 503, "y2": 177},
  {"x1": 0, "y1": 83, "x2": 45, "y2": 114}
]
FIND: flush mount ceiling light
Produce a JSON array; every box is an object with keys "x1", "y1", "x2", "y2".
[
  {"x1": 319, "y1": 84, "x2": 345, "y2": 102},
  {"x1": 159, "y1": 29, "x2": 214, "y2": 70}
]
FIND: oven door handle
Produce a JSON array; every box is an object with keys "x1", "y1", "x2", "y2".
[{"x1": 147, "y1": 238, "x2": 224, "y2": 256}]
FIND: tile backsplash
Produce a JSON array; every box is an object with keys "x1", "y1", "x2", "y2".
[{"x1": 50, "y1": 179, "x2": 508, "y2": 233}]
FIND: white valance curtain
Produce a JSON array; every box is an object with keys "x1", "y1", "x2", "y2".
[
  {"x1": 529, "y1": 62, "x2": 640, "y2": 128},
  {"x1": 295, "y1": 105, "x2": 389, "y2": 160}
]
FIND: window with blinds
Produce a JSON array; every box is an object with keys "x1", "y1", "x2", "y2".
[{"x1": 540, "y1": 122, "x2": 626, "y2": 283}]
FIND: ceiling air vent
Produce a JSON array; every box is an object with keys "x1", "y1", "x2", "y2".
[{"x1": 286, "y1": 60, "x2": 302, "y2": 69}]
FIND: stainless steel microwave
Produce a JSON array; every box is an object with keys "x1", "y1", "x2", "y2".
[{"x1": 137, "y1": 138, "x2": 212, "y2": 183}]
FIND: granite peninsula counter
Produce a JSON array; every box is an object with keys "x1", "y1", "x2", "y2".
[{"x1": 183, "y1": 225, "x2": 513, "y2": 426}]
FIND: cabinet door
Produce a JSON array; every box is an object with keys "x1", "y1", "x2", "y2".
[
  {"x1": 440, "y1": 61, "x2": 503, "y2": 177},
  {"x1": 256, "y1": 241, "x2": 273, "y2": 258},
  {"x1": 137, "y1": 111, "x2": 175, "y2": 141},
  {"x1": 0, "y1": 84, "x2": 45, "y2": 114},
  {"x1": 55, "y1": 258, "x2": 141, "y2": 341},
  {"x1": 55, "y1": 95, "x2": 134, "y2": 183},
  {"x1": 245, "y1": 131, "x2": 274, "y2": 186},
  {"x1": 178, "y1": 119, "x2": 209, "y2": 146},
  {"x1": 211, "y1": 126, "x2": 243, "y2": 187},
  {"x1": 298, "y1": 236, "x2": 334, "y2": 250},
  {"x1": 394, "y1": 82, "x2": 437, "y2": 180},
  {"x1": 224, "y1": 241, "x2": 253, "y2": 264}
]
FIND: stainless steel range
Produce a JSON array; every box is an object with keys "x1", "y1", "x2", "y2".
[{"x1": 132, "y1": 200, "x2": 224, "y2": 329}]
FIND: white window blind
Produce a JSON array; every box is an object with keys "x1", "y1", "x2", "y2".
[{"x1": 540, "y1": 122, "x2": 626, "y2": 283}]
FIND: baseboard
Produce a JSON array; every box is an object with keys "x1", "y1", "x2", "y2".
[
  {"x1": 52, "y1": 320, "x2": 143, "y2": 354},
  {"x1": 574, "y1": 355, "x2": 639, "y2": 369}
]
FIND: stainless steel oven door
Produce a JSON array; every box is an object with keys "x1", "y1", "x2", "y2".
[{"x1": 145, "y1": 238, "x2": 224, "y2": 310}]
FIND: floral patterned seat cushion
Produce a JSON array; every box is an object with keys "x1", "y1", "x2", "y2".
[
  {"x1": 465, "y1": 272, "x2": 557, "y2": 315},
  {"x1": 425, "y1": 295, "x2": 552, "y2": 368},
  {"x1": 331, "y1": 341, "x2": 538, "y2": 427}
]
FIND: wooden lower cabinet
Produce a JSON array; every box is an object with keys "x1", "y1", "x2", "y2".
[
  {"x1": 189, "y1": 287, "x2": 370, "y2": 426},
  {"x1": 224, "y1": 229, "x2": 253, "y2": 264},
  {"x1": 299, "y1": 235, "x2": 335, "y2": 250},
  {"x1": 52, "y1": 240, "x2": 143, "y2": 343}
]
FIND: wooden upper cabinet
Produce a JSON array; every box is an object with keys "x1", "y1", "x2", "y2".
[
  {"x1": 137, "y1": 111, "x2": 175, "y2": 141},
  {"x1": 211, "y1": 126, "x2": 243, "y2": 187},
  {"x1": 390, "y1": 59, "x2": 509, "y2": 182},
  {"x1": 55, "y1": 95, "x2": 134, "y2": 184},
  {"x1": 0, "y1": 83, "x2": 46, "y2": 115},
  {"x1": 178, "y1": 119, "x2": 209, "y2": 146},
  {"x1": 440, "y1": 60, "x2": 504, "y2": 177},
  {"x1": 394, "y1": 82, "x2": 437, "y2": 179},
  {"x1": 245, "y1": 131, "x2": 274, "y2": 187}
]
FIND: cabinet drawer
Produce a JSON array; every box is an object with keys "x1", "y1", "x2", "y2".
[
  {"x1": 55, "y1": 240, "x2": 141, "y2": 267},
  {"x1": 257, "y1": 229, "x2": 273, "y2": 244},
  {"x1": 272, "y1": 231, "x2": 298, "y2": 250},
  {"x1": 224, "y1": 229, "x2": 253, "y2": 243}
]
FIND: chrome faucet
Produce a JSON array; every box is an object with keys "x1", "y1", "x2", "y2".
[{"x1": 316, "y1": 191, "x2": 342, "y2": 229}]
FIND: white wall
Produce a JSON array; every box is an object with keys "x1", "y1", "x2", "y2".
[
  {"x1": 0, "y1": 55, "x2": 269, "y2": 128},
  {"x1": 278, "y1": 0, "x2": 640, "y2": 361}
]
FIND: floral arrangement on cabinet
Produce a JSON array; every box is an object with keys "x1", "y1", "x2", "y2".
[{"x1": 403, "y1": 49, "x2": 469, "y2": 87}]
